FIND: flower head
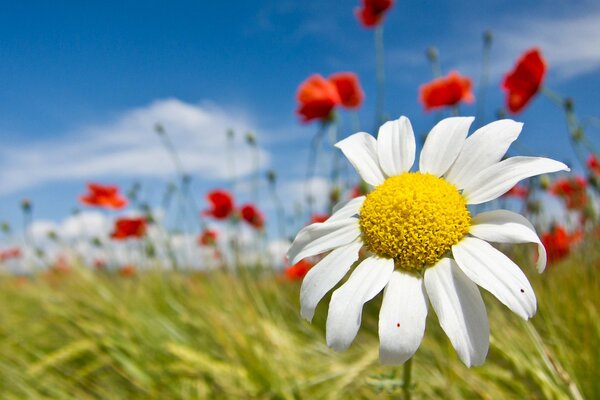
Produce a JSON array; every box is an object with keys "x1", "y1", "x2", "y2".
[
  {"x1": 310, "y1": 214, "x2": 330, "y2": 224},
  {"x1": 504, "y1": 183, "x2": 529, "y2": 199},
  {"x1": 329, "y1": 72, "x2": 364, "y2": 109},
  {"x1": 419, "y1": 71, "x2": 474, "y2": 111},
  {"x1": 288, "y1": 116, "x2": 568, "y2": 366},
  {"x1": 80, "y1": 183, "x2": 128, "y2": 210},
  {"x1": 198, "y1": 229, "x2": 218, "y2": 246},
  {"x1": 541, "y1": 225, "x2": 581, "y2": 264},
  {"x1": 502, "y1": 48, "x2": 546, "y2": 114},
  {"x1": 119, "y1": 264, "x2": 137, "y2": 278},
  {"x1": 296, "y1": 74, "x2": 341, "y2": 123},
  {"x1": 285, "y1": 260, "x2": 313, "y2": 280},
  {"x1": 203, "y1": 189, "x2": 235, "y2": 220},
  {"x1": 355, "y1": 0, "x2": 394, "y2": 27},
  {"x1": 240, "y1": 204, "x2": 265, "y2": 229},
  {"x1": 549, "y1": 176, "x2": 588, "y2": 210},
  {"x1": 587, "y1": 154, "x2": 600, "y2": 175},
  {"x1": 0, "y1": 247, "x2": 22, "y2": 263},
  {"x1": 111, "y1": 217, "x2": 147, "y2": 240}
]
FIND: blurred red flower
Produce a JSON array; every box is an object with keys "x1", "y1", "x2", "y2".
[
  {"x1": 93, "y1": 258, "x2": 106, "y2": 270},
  {"x1": 119, "y1": 264, "x2": 137, "y2": 278},
  {"x1": 549, "y1": 176, "x2": 588, "y2": 210},
  {"x1": 240, "y1": 204, "x2": 265, "y2": 229},
  {"x1": 541, "y1": 225, "x2": 582, "y2": 264},
  {"x1": 285, "y1": 259, "x2": 312, "y2": 280},
  {"x1": 203, "y1": 190, "x2": 234, "y2": 219},
  {"x1": 502, "y1": 48, "x2": 546, "y2": 114},
  {"x1": 419, "y1": 71, "x2": 474, "y2": 111},
  {"x1": 111, "y1": 217, "x2": 147, "y2": 240},
  {"x1": 310, "y1": 214, "x2": 330, "y2": 224},
  {"x1": 80, "y1": 183, "x2": 128, "y2": 210},
  {"x1": 296, "y1": 74, "x2": 341, "y2": 123},
  {"x1": 329, "y1": 72, "x2": 364, "y2": 109},
  {"x1": 504, "y1": 184, "x2": 529, "y2": 199},
  {"x1": 0, "y1": 247, "x2": 22, "y2": 263},
  {"x1": 198, "y1": 229, "x2": 218, "y2": 246},
  {"x1": 587, "y1": 154, "x2": 600, "y2": 175},
  {"x1": 355, "y1": 0, "x2": 394, "y2": 27}
]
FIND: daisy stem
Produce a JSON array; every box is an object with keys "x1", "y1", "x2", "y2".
[
  {"x1": 374, "y1": 25, "x2": 386, "y2": 128},
  {"x1": 402, "y1": 358, "x2": 413, "y2": 400}
]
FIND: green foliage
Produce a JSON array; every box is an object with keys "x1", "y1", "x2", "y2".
[{"x1": 0, "y1": 245, "x2": 597, "y2": 399}]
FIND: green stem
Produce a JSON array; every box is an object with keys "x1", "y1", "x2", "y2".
[
  {"x1": 329, "y1": 121, "x2": 340, "y2": 187},
  {"x1": 304, "y1": 125, "x2": 327, "y2": 218},
  {"x1": 402, "y1": 358, "x2": 413, "y2": 400},
  {"x1": 476, "y1": 32, "x2": 492, "y2": 126},
  {"x1": 541, "y1": 89, "x2": 589, "y2": 168}
]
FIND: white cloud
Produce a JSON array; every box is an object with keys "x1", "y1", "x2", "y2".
[
  {"x1": 493, "y1": 11, "x2": 600, "y2": 80},
  {"x1": 0, "y1": 99, "x2": 270, "y2": 195},
  {"x1": 281, "y1": 176, "x2": 331, "y2": 212}
]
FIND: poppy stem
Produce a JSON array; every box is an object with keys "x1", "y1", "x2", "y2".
[
  {"x1": 541, "y1": 89, "x2": 590, "y2": 168},
  {"x1": 226, "y1": 129, "x2": 237, "y2": 198},
  {"x1": 304, "y1": 124, "x2": 327, "y2": 218},
  {"x1": 402, "y1": 358, "x2": 413, "y2": 400},
  {"x1": 328, "y1": 120, "x2": 340, "y2": 189},
  {"x1": 267, "y1": 170, "x2": 286, "y2": 240},
  {"x1": 374, "y1": 25, "x2": 386, "y2": 128},
  {"x1": 476, "y1": 30, "x2": 493, "y2": 127}
]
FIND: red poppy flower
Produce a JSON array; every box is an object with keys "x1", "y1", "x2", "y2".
[
  {"x1": 549, "y1": 176, "x2": 588, "y2": 210},
  {"x1": 329, "y1": 72, "x2": 364, "y2": 109},
  {"x1": 285, "y1": 260, "x2": 312, "y2": 280},
  {"x1": 240, "y1": 204, "x2": 265, "y2": 229},
  {"x1": 587, "y1": 154, "x2": 600, "y2": 175},
  {"x1": 202, "y1": 190, "x2": 234, "y2": 220},
  {"x1": 111, "y1": 217, "x2": 147, "y2": 240},
  {"x1": 419, "y1": 71, "x2": 474, "y2": 111},
  {"x1": 310, "y1": 214, "x2": 330, "y2": 224},
  {"x1": 93, "y1": 258, "x2": 106, "y2": 270},
  {"x1": 296, "y1": 74, "x2": 341, "y2": 123},
  {"x1": 504, "y1": 184, "x2": 529, "y2": 199},
  {"x1": 355, "y1": 0, "x2": 394, "y2": 27},
  {"x1": 119, "y1": 264, "x2": 136, "y2": 277},
  {"x1": 502, "y1": 48, "x2": 546, "y2": 114},
  {"x1": 0, "y1": 247, "x2": 22, "y2": 263},
  {"x1": 80, "y1": 183, "x2": 128, "y2": 210},
  {"x1": 198, "y1": 229, "x2": 218, "y2": 246},
  {"x1": 541, "y1": 225, "x2": 582, "y2": 264}
]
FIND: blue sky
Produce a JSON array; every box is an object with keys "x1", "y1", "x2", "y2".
[{"x1": 1, "y1": 0, "x2": 600, "y2": 238}]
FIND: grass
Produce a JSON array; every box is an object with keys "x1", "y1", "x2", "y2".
[{"x1": 0, "y1": 243, "x2": 597, "y2": 399}]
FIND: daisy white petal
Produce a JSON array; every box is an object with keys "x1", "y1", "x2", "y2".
[
  {"x1": 300, "y1": 242, "x2": 363, "y2": 321},
  {"x1": 335, "y1": 132, "x2": 385, "y2": 186},
  {"x1": 463, "y1": 156, "x2": 569, "y2": 204},
  {"x1": 425, "y1": 258, "x2": 489, "y2": 367},
  {"x1": 453, "y1": 237, "x2": 537, "y2": 320},
  {"x1": 287, "y1": 219, "x2": 360, "y2": 265},
  {"x1": 327, "y1": 196, "x2": 365, "y2": 223},
  {"x1": 327, "y1": 257, "x2": 394, "y2": 351},
  {"x1": 444, "y1": 120, "x2": 522, "y2": 188},
  {"x1": 377, "y1": 116, "x2": 416, "y2": 177},
  {"x1": 419, "y1": 116, "x2": 474, "y2": 177},
  {"x1": 379, "y1": 271, "x2": 428, "y2": 365},
  {"x1": 470, "y1": 210, "x2": 547, "y2": 273}
]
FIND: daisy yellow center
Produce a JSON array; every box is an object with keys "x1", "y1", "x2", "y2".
[{"x1": 359, "y1": 172, "x2": 471, "y2": 271}]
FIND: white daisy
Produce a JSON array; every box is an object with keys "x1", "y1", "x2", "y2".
[{"x1": 288, "y1": 116, "x2": 569, "y2": 367}]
